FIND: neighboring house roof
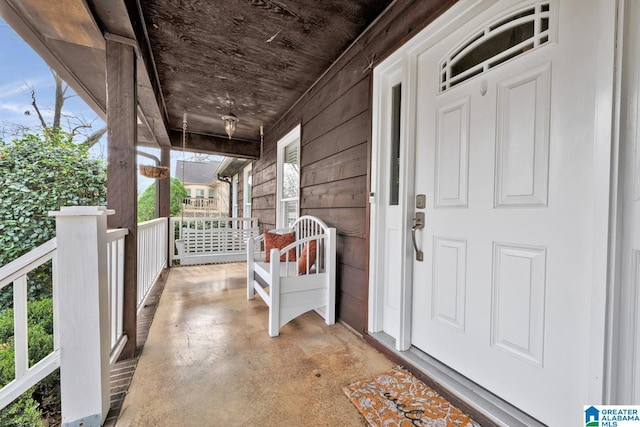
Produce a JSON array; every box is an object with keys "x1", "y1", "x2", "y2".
[{"x1": 176, "y1": 160, "x2": 220, "y2": 185}]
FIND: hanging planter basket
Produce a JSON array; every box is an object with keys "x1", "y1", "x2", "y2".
[{"x1": 139, "y1": 165, "x2": 170, "y2": 179}]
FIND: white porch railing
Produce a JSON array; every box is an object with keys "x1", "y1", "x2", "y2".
[
  {"x1": 170, "y1": 217, "x2": 259, "y2": 265},
  {"x1": 0, "y1": 207, "x2": 138, "y2": 425},
  {"x1": 137, "y1": 218, "x2": 167, "y2": 311},
  {"x1": 0, "y1": 209, "x2": 170, "y2": 423},
  {"x1": 0, "y1": 238, "x2": 60, "y2": 410},
  {"x1": 106, "y1": 228, "x2": 128, "y2": 365},
  {"x1": 182, "y1": 197, "x2": 219, "y2": 210}
]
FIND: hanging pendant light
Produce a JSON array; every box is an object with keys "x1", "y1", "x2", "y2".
[{"x1": 221, "y1": 94, "x2": 239, "y2": 139}]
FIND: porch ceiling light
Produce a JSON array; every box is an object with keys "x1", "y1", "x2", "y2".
[
  {"x1": 222, "y1": 95, "x2": 239, "y2": 139},
  {"x1": 222, "y1": 112, "x2": 238, "y2": 139}
]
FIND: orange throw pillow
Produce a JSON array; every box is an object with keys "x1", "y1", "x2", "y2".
[
  {"x1": 298, "y1": 240, "x2": 317, "y2": 274},
  {"x1": 264, "y1": 231, "x2": 296, "y2": 262}
]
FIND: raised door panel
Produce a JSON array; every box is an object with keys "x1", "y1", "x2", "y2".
[
  {"x1": 495, "y1": 64, "x2": 551, "y2": 208},
  {"x1": 435, "y1": 97, "x2": 470, "y2": 208},
  {"x1": 491, "y1": 243, "x2": 547, "y2": 367},
  {"x1": 431, "y1": 237, "x2": 467, "y2": 332}
]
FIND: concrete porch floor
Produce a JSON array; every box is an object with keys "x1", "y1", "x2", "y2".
[{"x1": 115, "y1": 263, "x2": 393, "y2": 426}]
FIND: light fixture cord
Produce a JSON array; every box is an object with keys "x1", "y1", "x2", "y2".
[
  {"x1": 260, "y1": 124, "x2": 264, "y2": 157},
  {"x1": 182, "y1": 113, "x2": 187, "y2": 183}
]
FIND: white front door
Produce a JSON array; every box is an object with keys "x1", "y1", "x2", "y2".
[{"x1": 404, "y1": 1, "x2": 610, "y2": 424}]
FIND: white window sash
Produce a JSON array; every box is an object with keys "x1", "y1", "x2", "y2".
[{"x1": 276, "y1": 125, "x2": 301, "y2": 228}]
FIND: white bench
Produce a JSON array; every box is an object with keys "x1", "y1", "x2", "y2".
[{"x1": 247, "y1": 215, "x2": 336, "y2": 337}]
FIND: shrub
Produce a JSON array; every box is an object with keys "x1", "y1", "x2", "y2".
[
  {"x1": 0, "y1": 131, "x2": 106, "y2": 308},
  {"x1": 0, "y1": 297, "x2": 58, "y2": 425},
  {"x1": 0, "y1": 394, "x2": 42, "y2": 427}
]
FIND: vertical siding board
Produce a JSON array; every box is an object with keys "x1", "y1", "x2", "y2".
[{"x1": 252, "y1": 0, "x2": 456, "y2": 333}]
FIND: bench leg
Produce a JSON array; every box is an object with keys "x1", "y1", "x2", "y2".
[
  {"x1": 269, "y1": 285, "x2": 280, "y2": 336},
  {"x1": 269, "y1": 260, "x2": 280, "y2": 337},
  {"x1": 247, "y1": 276, "x2": 255, "y2": 300},
  {"x1": 247, "y1": 239, "x2": 255, "y2": 300},
  {"x1": 268, "y1": 313, "x2": 279, "y2": 337}
]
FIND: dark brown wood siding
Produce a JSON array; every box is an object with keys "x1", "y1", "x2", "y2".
[{"x1": 252, "y1": 0, "x2": 457, "y2": 333}]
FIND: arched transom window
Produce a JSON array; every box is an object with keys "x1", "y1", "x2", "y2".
[{"x1": 440, "y1": 2, "x2": 553, "y2": 92}]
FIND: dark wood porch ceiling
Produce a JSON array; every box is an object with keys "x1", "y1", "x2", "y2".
[
  {"x1": 143, "y1": 0, "x2": 391, "y2": 141},
  {"x1": 0, "y1": 0, "x2": 391, "y2": 157}
]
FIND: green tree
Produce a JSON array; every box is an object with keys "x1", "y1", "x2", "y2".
[
  {"x1": 0, "y1": 131, "x2": 106, "y2": 300},
  {"x1": 26, "y1": 69, "x2": 106, "y2": 148},
  {"x1": 137, "y1": 177, "x2": 188, "y2": 222}
]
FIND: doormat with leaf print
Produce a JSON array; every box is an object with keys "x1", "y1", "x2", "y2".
[{"x1": 343, "y1": 367, "x2": 481, "y2": 427}]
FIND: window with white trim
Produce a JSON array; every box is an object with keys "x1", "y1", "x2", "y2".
[
  {"x1": 276, "y1": 125, "x2": 300, "y2": 228},
  {"x1": 243, "y1": 164, "x2": 252, "y2": 218}
]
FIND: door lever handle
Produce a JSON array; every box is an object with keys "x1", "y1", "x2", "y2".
[{"x1": 412, "y1": 212, "x2": 425, "y2": 261}]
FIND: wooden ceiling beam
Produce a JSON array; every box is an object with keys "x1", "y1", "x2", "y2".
[
  {"x1": 168, "y1": 130, "x2": 260, "y2": 159},
  {"x1": 88, "y1": 0, "x2": 171, "y2": 147},
  {"x1": 121, "y1": 0, "x2": 171, "y2": 137}
]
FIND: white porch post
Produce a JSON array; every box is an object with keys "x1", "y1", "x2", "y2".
[{"x1": 49, "y1": 206, "x2": 113, "y2": 427}]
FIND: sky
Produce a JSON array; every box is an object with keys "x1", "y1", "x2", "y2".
[
  {"x1": 0, "y1": 17, "x2": 221, "y2": 194},
  {"x1": 0, "y1": 18, "x2": 105, "y2": 150}
]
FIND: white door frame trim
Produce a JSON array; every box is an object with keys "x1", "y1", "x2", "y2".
[
  {"x1": 608, "y1": 0, "x2": 639, "y2": 404},
  {"x1": 588, "y1": 0, "x2": 620, "y2": 404},
  {"x1": 368, "y1": 55, "x2": 403, "y2": 340},
  {"x1": 368, "y1": 0, "x2": 499, "y2": 350}
]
